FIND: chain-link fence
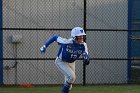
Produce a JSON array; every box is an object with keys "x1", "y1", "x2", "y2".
[
  {"x1": 2, "y1": 29, "x2": 130, "y2": 85},
  {"x1": 1, "y1": 0, "x2": 140, "y2": 86}
]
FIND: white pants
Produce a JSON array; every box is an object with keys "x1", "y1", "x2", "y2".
[{"x1": 55, "y1": 57, "x2": 76, "y2": 84}]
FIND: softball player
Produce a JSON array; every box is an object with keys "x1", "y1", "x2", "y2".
[{"x1": 40, "y1": 27, "x2": 90, "y2": 93}]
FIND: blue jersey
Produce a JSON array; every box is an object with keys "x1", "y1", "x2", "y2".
[{"x1": 44, "y1": 35, "x2": 88, "y2": 63}]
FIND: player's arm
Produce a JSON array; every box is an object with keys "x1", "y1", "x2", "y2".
[
  {"x1": 82, "y1": 43, "x2": 90, "y2": 65},
  {"x1": 40, "y1": 35, "x2": 58, "y2": 53},
  {"x1": 56, "y1": 37, "x2": 73, "y2": 44}
]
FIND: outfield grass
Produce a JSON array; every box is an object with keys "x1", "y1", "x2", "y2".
[{"x1": 0, "y1": 84, "x2": 140, "y2": 93}]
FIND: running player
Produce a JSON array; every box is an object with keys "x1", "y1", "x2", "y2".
[{"x1": 40, "y1": 27, "x2": 90, "y2": 93}]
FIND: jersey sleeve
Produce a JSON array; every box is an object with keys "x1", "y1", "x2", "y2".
[
  {"x1": 44, "y1": 35, "x2": 58, "y2": 48},
  {"x1": 44, "y1": 35, "x2": 73, "y2": 48},
  {"x1": 56, "y1": 37, "x2": 73, "y2": 44},
  {"x1": 83, "y1": 42, "x2": 88, "y2": 54}
]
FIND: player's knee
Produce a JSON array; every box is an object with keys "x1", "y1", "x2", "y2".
[{"x1": 69, "y1": 75, "x2": 76, "y2": 83}]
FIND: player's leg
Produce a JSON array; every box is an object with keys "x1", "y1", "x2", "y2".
[
  {"x1": 66, "y1": 62, "x2": 75, "y2": 90},
  {"x1": 55, "y1": 57, "x2": 76, "y2": 93},
  {"x1": 55, "y1": 57, "x2": 76, "y2": 83},
  {"x1": 64, "y1": 77, "x2": 73, "y2": 90}
]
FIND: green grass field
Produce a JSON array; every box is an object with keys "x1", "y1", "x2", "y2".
[{"x1": 0, "y1": 84, "x2": 140, "y2": 93}]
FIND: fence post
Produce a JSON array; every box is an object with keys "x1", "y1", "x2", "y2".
[
  {"x1": 83, "y1": 0, "x2": 87, "y2": 86},
  {"x1": 0, "y1": 0, "x2": 3, "y2": 85}
]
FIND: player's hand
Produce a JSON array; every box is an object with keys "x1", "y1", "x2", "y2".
[
  {"x1": 83, "y1": 52, "x2": 90, "y2": 65},
  {"x1": 40, "y1": 45, "x2": 46, "y2": 53}
]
